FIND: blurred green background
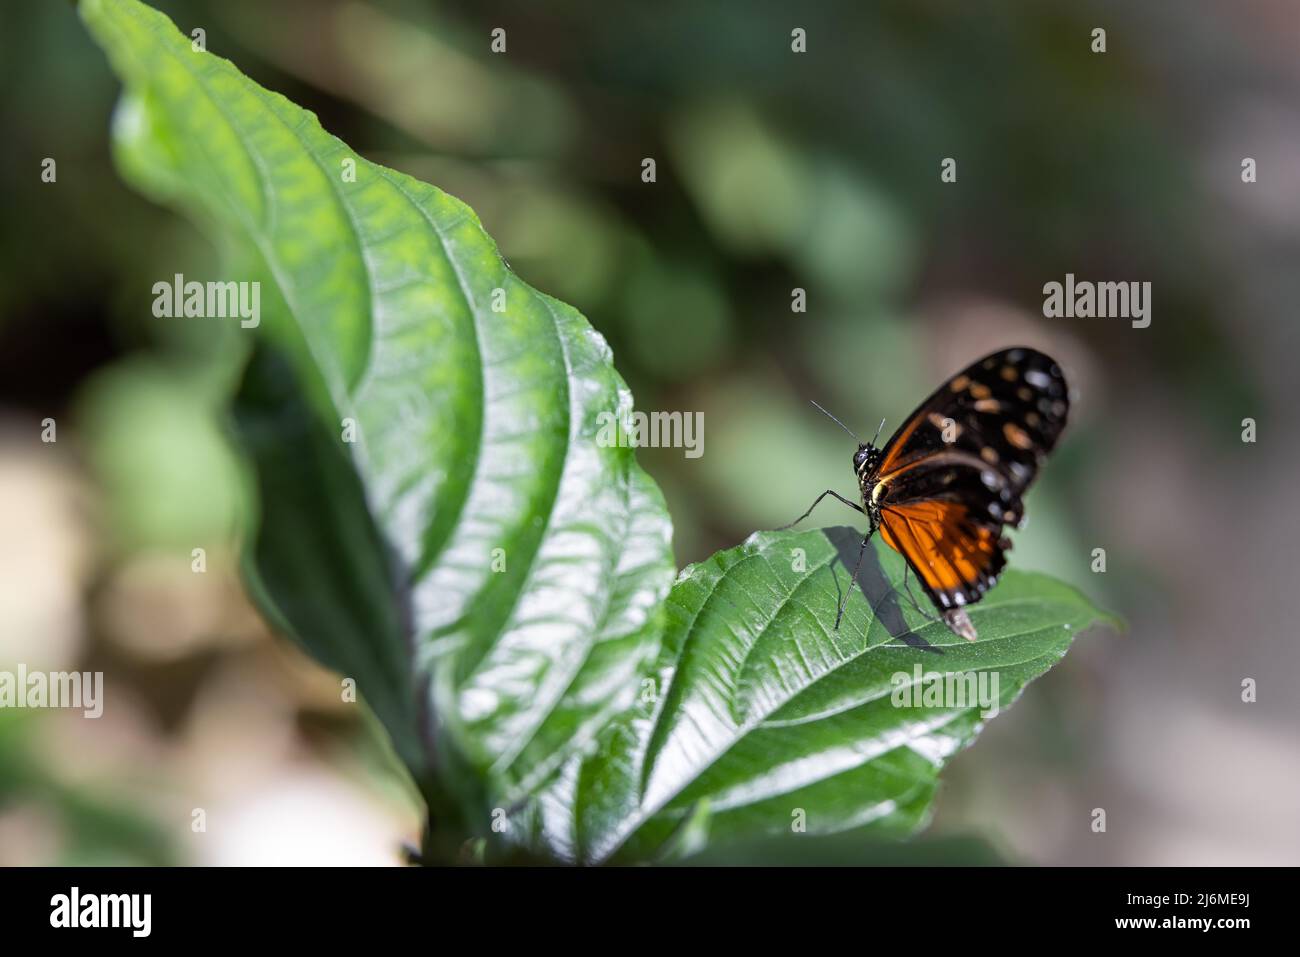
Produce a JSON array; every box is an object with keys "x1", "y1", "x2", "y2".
[{"x1": 2, "y1": 0, "x2": 1298, "y2": 864}]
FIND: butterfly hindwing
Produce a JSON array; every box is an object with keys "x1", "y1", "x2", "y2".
[
  {"x1": 866, "y1": 347, "x2": 1069, "y2": 612},
  {"x1": 878, "y1": 499, "x2": 1007, "y2": 610}
]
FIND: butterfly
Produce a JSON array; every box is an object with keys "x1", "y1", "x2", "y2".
[{"x1": 782, "y1": 347, "x2": 1070, "y2": 641}]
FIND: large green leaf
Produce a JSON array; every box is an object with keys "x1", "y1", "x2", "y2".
[
  {"x1": 80, "y1": 0, "x2": 675, "y2": 821},
  {"x1": 518, "y1": 527, "x2": 1113, "y2": 863}
]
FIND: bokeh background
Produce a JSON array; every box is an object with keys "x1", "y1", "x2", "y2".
[{"x1": 3, "y1": 0, "x2": 1298, "y2": 865}]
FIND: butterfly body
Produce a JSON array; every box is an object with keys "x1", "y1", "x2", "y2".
[{"x1": 808, "y1": 347, "x2": 1069, "y2": 641}]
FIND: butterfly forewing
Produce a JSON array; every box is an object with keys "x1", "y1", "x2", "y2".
[{"x1": 865, "y1": 347, "x2": 1069, "y2": 613}]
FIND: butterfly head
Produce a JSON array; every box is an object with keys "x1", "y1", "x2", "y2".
[{"x1": 853, "y1": 444, "x2": 881, "y2": 477}]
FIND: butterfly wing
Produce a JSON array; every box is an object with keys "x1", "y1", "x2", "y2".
[
  {"x1": 871, "y1": 347, "x2": 1069, "y2": 615},
  {"x1": 878, "y1": 499, "x2": 1008, "y2": 611}
]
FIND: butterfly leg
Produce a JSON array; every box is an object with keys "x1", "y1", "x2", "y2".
[
  {"x1": 834, "y1": 525, "x2": 876, "y2": 630},
  {"x1": 777, "y1": 489, "x2": 863, "y2": 531},
  {"x1": 899, "y1": 563, "x2": 943, "y2": 624}
]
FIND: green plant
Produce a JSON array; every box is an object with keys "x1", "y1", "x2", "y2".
[{"x1": 81, "y1": 0, "x2": 1113, "y2": 864}]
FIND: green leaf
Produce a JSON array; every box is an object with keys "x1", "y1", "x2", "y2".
[
  {"x1": 518, "y1": 527, "x2": 1113, "y2": 863},
  {"x1": 80, "y1": 0, "x2": 675, "y2": 820}
]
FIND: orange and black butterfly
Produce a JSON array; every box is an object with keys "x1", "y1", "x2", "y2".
[{"x1": 782, "y1": 347, "x2": 1069, "y2": 640}]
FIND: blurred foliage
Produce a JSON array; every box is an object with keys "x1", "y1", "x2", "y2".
[{"x1": 0, "y1": 712, "x2": 175, "y2": 865}]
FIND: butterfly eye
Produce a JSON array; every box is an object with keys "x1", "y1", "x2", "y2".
[{"x1": 852, "y1": 446, "x2": 870, "y2": 470}]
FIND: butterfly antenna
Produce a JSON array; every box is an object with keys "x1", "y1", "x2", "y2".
[
  {"x1": 809, "y1": 400, "x2": 859, "y2": 441},
  {"x1": 871, "y1": 416, "x2": 887, "y2": 446}
]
